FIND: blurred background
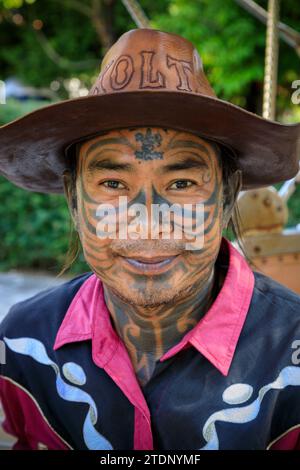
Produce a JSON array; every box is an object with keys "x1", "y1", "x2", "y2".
[{"x1": 0, "y1": 0, "x2": 299, "y2": 304}]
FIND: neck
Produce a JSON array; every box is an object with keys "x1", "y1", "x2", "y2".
[{"x1": 103, "y1": 265, "x2": 221, "y2": 384}]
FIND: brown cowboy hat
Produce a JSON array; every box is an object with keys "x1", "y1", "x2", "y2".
[{"x1": 0, "y1": 28, "x2": 299, "y2": 194}]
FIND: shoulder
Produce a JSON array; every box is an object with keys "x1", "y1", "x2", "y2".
[
  {"x1": 252, "y1": 270, "x2": 300, "y2": 312},
  {"x1": 0, "y1": 271, "x2": 93, "y2": 339},
  {"x1": 245, "y1": 270, "x2": 300, "y2": 338}
]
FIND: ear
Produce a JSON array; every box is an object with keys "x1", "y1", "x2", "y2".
[
  {"x1": 222, "y1": 169, "x2": 242, "y2": 230},
  {"x1": 62, "y1": 170, "x2": 79, "y2": 231}
]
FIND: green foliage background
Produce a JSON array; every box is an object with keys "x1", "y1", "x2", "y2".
[{"x1": 0, "y1": 0, "x2": 299, "y2": 275}]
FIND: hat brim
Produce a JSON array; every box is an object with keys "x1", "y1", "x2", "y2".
[{"x1": 0, "y1": 90, "x2": 299, "y2": 193}]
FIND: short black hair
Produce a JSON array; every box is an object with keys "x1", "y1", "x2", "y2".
[{"x1": 65, "y1": 142, "x2": 78, "y2": 184}]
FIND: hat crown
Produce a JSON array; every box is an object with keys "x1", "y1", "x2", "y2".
[{"x1": 89, "y1": 28, "x2": 216, "y2": 98}]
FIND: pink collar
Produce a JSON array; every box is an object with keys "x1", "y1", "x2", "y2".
[{"x1": 53, "y1": 237, "x2": 254, "y2": 376}]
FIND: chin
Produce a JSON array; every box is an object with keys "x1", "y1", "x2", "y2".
[{"x1": 112, "y1": 282, "x2": 194, "y2": 309}]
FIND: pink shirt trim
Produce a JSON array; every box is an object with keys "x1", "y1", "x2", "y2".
[
  {"x1": 268, "y1": 427, "x2": 300, "y2": 450},
  {"x1": 0, "y1": 376, "x2": 70, "y2": 450}
]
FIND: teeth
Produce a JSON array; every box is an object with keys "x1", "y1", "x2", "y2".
[
  {"x1": 126, "y1": 257, "x2": 173, "y2": 268},
  {"x1": 136, "y1": 259, "x2": 165, "y2": 264}
]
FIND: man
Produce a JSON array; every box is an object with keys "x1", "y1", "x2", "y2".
[{"x1": 0, "y1": 28, "x2": 300, "y2": 450}]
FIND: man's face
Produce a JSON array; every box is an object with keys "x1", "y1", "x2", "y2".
[{"x1": 67, "y1": 127, "x2": 227, "y2": 307}]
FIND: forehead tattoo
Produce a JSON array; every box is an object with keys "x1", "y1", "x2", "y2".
[{"x1": 134, "y1": 128, "x2": 164, "y2": 160}]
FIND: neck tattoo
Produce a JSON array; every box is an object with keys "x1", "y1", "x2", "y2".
[{"x1": 102, "y1": 265, "x2": 221, "y2": 387}]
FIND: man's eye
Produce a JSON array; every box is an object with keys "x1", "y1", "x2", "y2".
[
  {"x1": 169, "y1": 180, "x2": 195, "y2": 189},
  {"x1": 101, "y1": 180, "x2": 126, "y2": 189}
]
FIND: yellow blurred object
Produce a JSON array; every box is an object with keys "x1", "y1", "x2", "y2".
[
  {"x1": 235, "y1": 186, "x2": 300, "y2": 295},
  {"x1": 236, "y1": 187, "x2": 288, "y2": 236}
]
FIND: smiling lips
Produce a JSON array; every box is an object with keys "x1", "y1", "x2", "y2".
[{"x1": 121, "y1": 254, "x2": 179, "y2": 274}]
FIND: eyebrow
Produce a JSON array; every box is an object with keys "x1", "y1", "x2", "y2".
[
  {"x1": 86, "y1": 155, "x2": 209, "y2": 175},
  {"x1": 87, "y1": 158, "x2": 134, "y2": 174}
]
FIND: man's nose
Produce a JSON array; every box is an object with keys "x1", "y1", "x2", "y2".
[{"x1": 127, "y1": 186, "x2": 175, "y2": 240}]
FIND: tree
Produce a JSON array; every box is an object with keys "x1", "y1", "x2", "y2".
[{"x1": 0, "y1": 0, "x2": 299, "y2": 117}]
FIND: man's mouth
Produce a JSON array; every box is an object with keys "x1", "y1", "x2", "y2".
[{"x1": 120, "y1": 254, "x2": 180, "y2": 274}]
